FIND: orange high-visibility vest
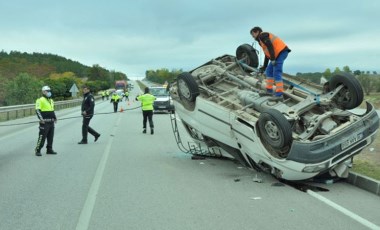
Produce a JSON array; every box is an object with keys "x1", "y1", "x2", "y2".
[{"x1": 259, "y1": 33, "x2": 287, "y2": 59}]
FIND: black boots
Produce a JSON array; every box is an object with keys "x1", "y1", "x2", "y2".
[
  {"x1": 143, "y1": 128, "x2": 154, "y2": 135},
  {"x1": 46, "y1": 150, "x2": 57, "y2": 154},
  {"x1": 35, "y1": 149, "x2": 57, "y2": 156}
]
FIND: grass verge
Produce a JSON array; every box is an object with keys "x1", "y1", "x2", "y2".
[{"x1": 352, "y1": 158, "x2": 380, "y2": 181}]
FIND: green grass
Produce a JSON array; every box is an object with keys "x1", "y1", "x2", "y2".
[
  {"x1": 136, "y1": 80, "x2": 147, "y2": 92},
  {"x1": 352, "y1": 159, "x2": 380, "y2": 181},
  {"x1": 351, "y1": 93, "x2": 380, "y2": 180},
  {"x1": 360, "y1": 93, "x2": 380, "y2": 109}
]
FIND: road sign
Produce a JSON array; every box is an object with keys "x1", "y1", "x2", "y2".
[{"x1": 69, "y1": 83, "x2": 79, "y2": 97}]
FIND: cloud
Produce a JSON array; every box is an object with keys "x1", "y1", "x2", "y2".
[{"x1": 0, "y1": 0, "x2": 379, "y2": 77}]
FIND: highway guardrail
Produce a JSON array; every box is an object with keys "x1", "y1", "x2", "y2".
[{"x1": 0, "y1": 96, "x2": 101, "y2": 122}]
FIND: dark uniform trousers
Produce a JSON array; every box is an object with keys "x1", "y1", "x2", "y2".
[
  {"x1": 142, "y1": 110, "x2": 154, "y2": 129},
  {"x1": 113, "y1": 102, "x2": 118, "y2": 112},
  {"x1": 35, "y1": 122, "x2": 55, "y2": 152},
  {"x1": 82, "y1": 116, "x2": 99, "y2": 141}
]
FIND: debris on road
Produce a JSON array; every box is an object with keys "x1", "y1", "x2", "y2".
[{"x1": 252, "y1": 174, "x2": 263, "y2": 183}]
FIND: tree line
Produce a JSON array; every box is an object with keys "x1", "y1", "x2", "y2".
[
  {"x1": 145, "y1": 68, "x2": 183, "y2": 85},
  {"x1": 295, "y1": 66, "x2": 379, "y2": 95},
  {"x1": 145, "y1": 65, "x2": 380, "y2": 97},
  {"x1": 0, "y1": 51, "x2": 128, "y2": 106},
  {"x1": 1, "y1": 50, "x2": 378, "y2": 106}
]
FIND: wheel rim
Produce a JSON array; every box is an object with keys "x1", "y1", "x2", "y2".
[
  {"x1": 264, "y1": 121, "x2": 280, "y2": 140},
  {"x1": 336, "y1": 87, "x2": 351, "y2": 104},
  {"x1": 240, "y1": 53, "x2": 250, "y2": 65},
  {"x1": 329, "y1": 73, "x2": 363, "y2": 109},
  {"x1": 178, "y1": 79, "x2": 191, "y2": 100}
]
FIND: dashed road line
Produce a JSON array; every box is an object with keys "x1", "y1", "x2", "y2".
[{"x1": 75, "y1": 114, "x2": 122, "y2": 230}]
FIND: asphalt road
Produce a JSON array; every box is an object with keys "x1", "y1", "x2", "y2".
[{"x1": 0, "y1": 85, "x2": 379, "y2": 230}]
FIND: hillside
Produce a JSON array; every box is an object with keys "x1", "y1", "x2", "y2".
[
  {"x1": 0, "y1": 51, "x2": 128, "y2": 106},
  {"x1": 0, "y1": 51, "x2": 90, "y2": 79}
]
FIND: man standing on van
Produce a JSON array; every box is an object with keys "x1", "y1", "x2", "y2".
[
  {"x1": 136, "y1": 87, "x2": 156, "y2": 135},
  {"x1": 250, "y1": 26, "x2": 291, "y2": 100}
]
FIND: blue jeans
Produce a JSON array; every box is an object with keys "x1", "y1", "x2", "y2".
[{"x1": 265, "y1": 50, "x2": 289, "y2": 96}]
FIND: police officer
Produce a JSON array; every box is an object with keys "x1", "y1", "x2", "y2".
[
  {"x1": 125, "y1": 91, "x2": 129, "y2": 101},
  {"x1": 78, "y1": 85, "x2": 101, "y2": 144},
  {"x1": 35, "y1": 86, "x2": 57, "y2": 156},
  {"x1": 136, "y1": 87, "x2": 156, "y2": 135},
  {"x1": 110, "y1": 92, "x2": 121, "y2": 112}
]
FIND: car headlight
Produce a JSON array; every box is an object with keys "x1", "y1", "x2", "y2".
[{"x1": 302, "y1": 162, "x2": 329, "y2": 173}]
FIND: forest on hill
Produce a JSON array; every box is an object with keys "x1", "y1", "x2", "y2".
[{"x1": 0, "y1": 51, "x2": 128, "y2": 106}]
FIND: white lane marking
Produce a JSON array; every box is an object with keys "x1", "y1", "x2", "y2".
[
  {"x1": 75, "y1": 114, "x2": 122, "y2": 230},
  {"x1": 307, "y1": 190, "x2": 380, "y2": 230}
]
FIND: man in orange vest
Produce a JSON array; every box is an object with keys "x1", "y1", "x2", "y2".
[{"x1": 250, "y1": 26, "x2": 291, "y2": 99}]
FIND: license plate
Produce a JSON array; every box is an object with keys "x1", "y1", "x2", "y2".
[
  {"x1": 341, "y1": 133, "x2": 363, "y2": 150},
  {"x1": 158, "y1": 106, "x2": 166, "y2": 109}
]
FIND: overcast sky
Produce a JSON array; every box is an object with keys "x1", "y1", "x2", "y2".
[{"x1": 0, "y1": 0, "x2": 379, "y2": 79}]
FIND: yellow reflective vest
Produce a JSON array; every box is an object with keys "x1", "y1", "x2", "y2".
[
  {"x1": 36, "y1": 97, "x2": 54, "y2": 111},
  {"x1": 111, "y1": 94, "x2": 121, "y2": 102},
  {"x1": 35, "y1": 96, "x2": 56, "y2": 121},
  {"x1": 137, "y1": 93, "x2": 156, "y2": 111}
]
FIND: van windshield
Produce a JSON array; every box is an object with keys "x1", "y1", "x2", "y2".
[{"x1": 150, "y1": 88, "x2": 169, "y2": 96}]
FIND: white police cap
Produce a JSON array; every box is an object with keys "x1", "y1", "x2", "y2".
[{"x1": 42, "y1": 86, "x2": 51, "y2": 91}]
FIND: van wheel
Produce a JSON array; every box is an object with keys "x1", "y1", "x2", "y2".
[
  {"x1": 177, "y1": 72, "x2": 199, "y2": 111},
  {"x1": 329, "y1": 72, "x2": 363, "y2": 109},
  {"x1": 258, "y1": 109, "x2": 292, "y2": 154},
  {"x1": 236, "y1": 44, "x2": 259, "y2": 70}
]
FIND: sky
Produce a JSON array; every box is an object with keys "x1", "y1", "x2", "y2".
[{"x1": 0, "y1": 0, "x2": 379, "y2": 79}]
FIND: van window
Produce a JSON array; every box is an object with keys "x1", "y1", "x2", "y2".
[{"x1": 150, "y1": 88, "x2": 169, "y2": 96}]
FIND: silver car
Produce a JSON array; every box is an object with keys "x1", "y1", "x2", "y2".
[
  {"x1": 149, "y1": 86, "x2": 175, "y2": 113},
  {"x1": 169, "y1": 44, "x2": 379, "y2": 181}
]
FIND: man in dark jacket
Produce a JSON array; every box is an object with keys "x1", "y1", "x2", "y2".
[{"x1": 78, "y1": 85, "x2": 100, "y2": 144}]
